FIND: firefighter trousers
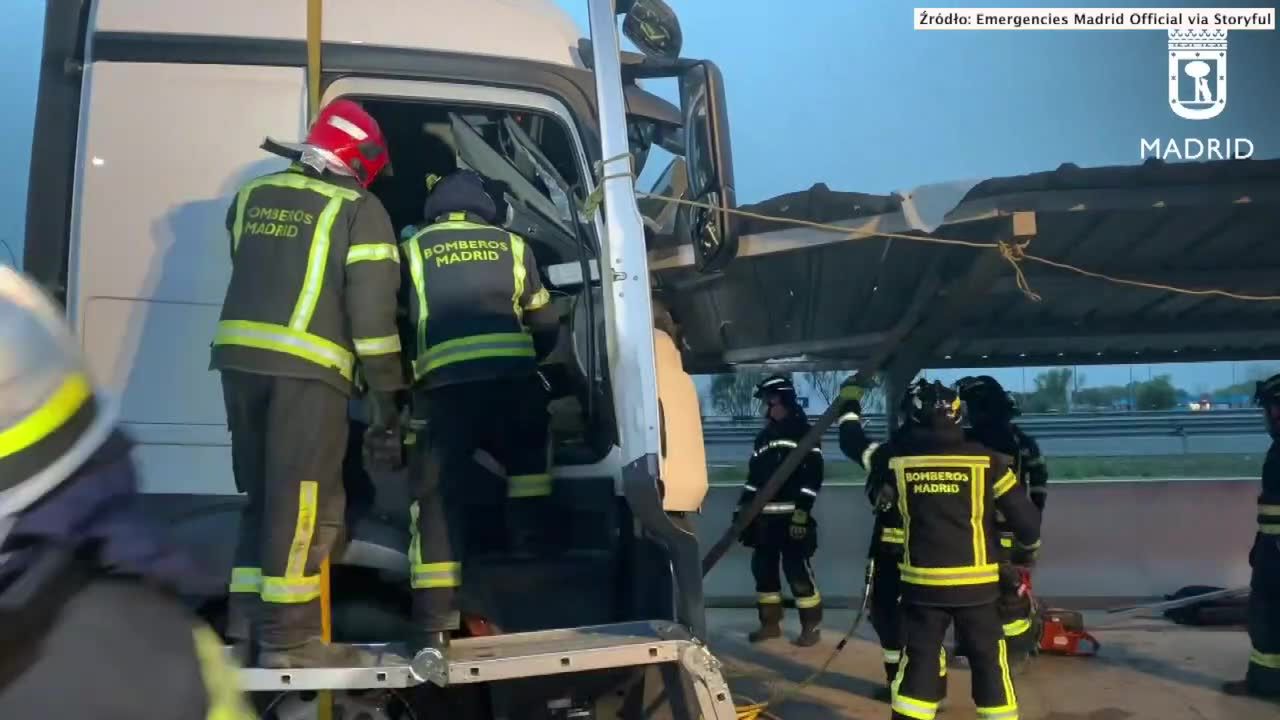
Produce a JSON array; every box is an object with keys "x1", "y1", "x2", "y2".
[
  {"x1": 892, "y1": 602, "x2": 1017, "y2": 720},
  {"x1": 997, "y1": 562, "x2": 1037, "y2": 657},
  {"x1": 1246, "y1": 542, "x2": 1280, "y2": 695},
  {"x1": 408, "y1": 375, "x2": 551, "y2": 632},
  {"x1": 870, "y1": 551, "x2": 905, "y2": 683},
  {"x1": 751, "y1": 529, "x2": 822, "y2": 626},
  {"x1": 220, "y1": 370, "x2": 349, "y2": 650}
]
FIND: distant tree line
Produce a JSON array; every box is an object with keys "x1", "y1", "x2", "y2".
[
  {"x1": 707, "y1": 371, "x2": 885, "y2": 418},
  {"x1": 705, "y1": 362, "x2": 1280, "y2": 418}
]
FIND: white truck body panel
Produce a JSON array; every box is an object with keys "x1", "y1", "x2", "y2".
[
  {"x1": 93, "y1": 0, "x2": 585, "y2": 68},
  {"x1": 68, "y1": 60, "x2": 307, "y2": 495}
]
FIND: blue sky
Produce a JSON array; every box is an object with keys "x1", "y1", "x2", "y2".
[{"x1": 2, "y1": 1, "x2": 1276, "y2": 390}]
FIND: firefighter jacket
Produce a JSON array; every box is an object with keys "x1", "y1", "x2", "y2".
[
  {"x1": 211, "y1": 165, "x2": 406, "y2": 396},
  {"x1": 1254, "y1": 442, "x2": 1280, "y2": 573},
  {"x1": 0, "y1": 554, "x2": 256, "y2": 720},
  {"x1": 966, "y1": 422, "x2": 1049, "y2": 549},
  {"x1": 400, "y1": 211, "x2": 558, "y2": 389},
  {"x1": 737, "y1": 414, "x2": 824, "y2": 517},
  {"x1": 0, "y1": 434, "x2": 254, "y2": 719},
  {"x1": 867, "y1": 424, "x2": 1041, "y2": 606},
  {"x1": 838, "y1": 410, "x2": 903, "y2": 553}
]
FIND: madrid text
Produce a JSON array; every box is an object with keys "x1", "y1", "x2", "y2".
[{"x1": 1141, "y1": 138, "x2": 1255, "y2": 161}]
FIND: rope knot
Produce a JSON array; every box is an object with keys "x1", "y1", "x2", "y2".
[{"x1": 997, "y1": 238, "x2": 1042, "y2": 302}]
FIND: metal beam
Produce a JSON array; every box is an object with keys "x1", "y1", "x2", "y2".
[
  {"x1": 720, "y1": 331, "x2": 890, "y2": 363},
  {"x1": 927, "y1": 345, "x2": 1280, "y2": 369},
  {"x1": 990, "y1": 267, "x2": 1280, "y2": 296},
  {"x1": 946, "y1": 182, "x2": 1280, "y2": 223},
  {"x1": 957, "y1": 316, "x2": 1276, "y2": 342}
]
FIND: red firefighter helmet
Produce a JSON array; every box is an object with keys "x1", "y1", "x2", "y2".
[{"x1": 263, "y1": 99, "x2": 392, "y2": 188}]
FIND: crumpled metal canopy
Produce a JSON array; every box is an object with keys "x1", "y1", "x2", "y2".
[{"x1": 652, "y1": 158, "x2": 1280, "y2": 375}]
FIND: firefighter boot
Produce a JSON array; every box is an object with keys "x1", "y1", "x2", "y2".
[
  {"x1": 258, "y1": 638, "x2": 393, "y2": 669},
  {"x1": 257, "y1": 602, "x2": 401, "y2": 668},
  {"x1": 795, "y1": 603, "x2": 823, "y2": 647},
  {"x1": 225, "y1": 592, "x2": 260, "y2": 666},
  {"x1": 1222, "y1": 679, "x2": 1280, "y2": 700},
  {"x1": 748, "y1": 602, "x2": 783, "y2": 642}
]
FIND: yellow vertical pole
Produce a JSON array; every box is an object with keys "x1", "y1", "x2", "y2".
[{"x1": 305, "y1": 3, "x2": 334, "y2": 719}]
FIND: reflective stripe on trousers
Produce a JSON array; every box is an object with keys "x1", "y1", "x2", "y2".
[
  {"x1": 228, "y1": 567, "x2": 263, "y2": 594},
  {"x1": 976, "y1": 640, "x2": 1019, "y2": 719},
  {"x1": 508, "y1": 473, "x2": 552, "y2": 498},
  {"x1": 260, "y1": 481, "x2": 322, "y2": 603},
  {"x1": 409, "y1": 501, "x2": 462, "y2": 589},
  {"x1": 1253, "y1": 648, "x2": 1280, "y2": 669}
]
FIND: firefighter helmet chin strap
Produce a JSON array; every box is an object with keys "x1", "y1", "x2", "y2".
[{"x1": 0, "y1": 515, "x2": 13, "y2": 560}]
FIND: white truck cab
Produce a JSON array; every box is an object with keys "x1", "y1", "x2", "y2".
[{"x1": 25, "y1": 0, "x2": 740, "y2": 716}]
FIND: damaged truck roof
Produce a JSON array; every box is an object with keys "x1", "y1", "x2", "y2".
[{"x1": 651, "y1": 157, "x2": 1280, "y2": 375}]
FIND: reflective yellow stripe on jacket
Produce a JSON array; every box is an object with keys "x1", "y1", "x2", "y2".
[
  {"x1": 1260, "y1": 504, "x2": 1280, "y2": 535},
  {"x1": 899, "y1": 563, "x2": 1001, "y2": 586},
  {"x1": 220, "y1": 172, "x2": 361, "y2": 379},
  {"x1": 401, "y1": 219, "x2": 542, "y2": 382},
  {"x1": 214, "y1": 320, "x2": 354, "y2": 381},
  {"x1": 412, "y1": 332, "x2": 535, "y2": 378}
]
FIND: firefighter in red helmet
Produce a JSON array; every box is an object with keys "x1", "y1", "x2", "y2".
[
  {"x1": 212, "y1": 98, "x2": 407, "y2": 668},
  {"x1": 734, "y1": 374, "x2": 826, "y2": 647}
]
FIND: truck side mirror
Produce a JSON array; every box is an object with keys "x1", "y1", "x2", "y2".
[
  {"x1": 677, "y1": 61, "x2": 738, "y2": 274},
  {"x1": 620, "y1": 0, "x2": 683, "y2": 60}
]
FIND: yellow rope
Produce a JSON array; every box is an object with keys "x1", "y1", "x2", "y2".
[{"x1": 635, "y1": 191, "x2": 1280, "y2": 304}]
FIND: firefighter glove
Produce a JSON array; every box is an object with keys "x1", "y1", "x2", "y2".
[
  {"x1": 363, "y1": 391, "x2": 403, "y2": 472},
  {"x1": 789, "y1": 509, "x2": 809, "y2": 540},
  {"x1": 1012, "y1": 540, "x2": 1041, "y2": 567},
  {"x1": 839, "y1": 376, "x2": 865, "y2": 414},
  {"x1": 363, "y1": 424, "x2": 403, "y2": 473}
]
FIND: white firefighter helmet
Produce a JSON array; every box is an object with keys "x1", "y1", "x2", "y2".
[{"x1": 0, "y1": 267, "x2": 118, "y2": 518}]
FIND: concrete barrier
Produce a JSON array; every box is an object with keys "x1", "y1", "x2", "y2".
[{"x1": 697, "y1": 478, "x2": 1258, "y2": 606}]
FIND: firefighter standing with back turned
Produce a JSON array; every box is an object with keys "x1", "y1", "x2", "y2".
[
  {"x1": 956, "y1": 375, "x2": 1048, "y2": 669},
  {"x1": 399, "y1": 168, "x2": 561, "y2": 654},
  {"x1": 1222, "y1": 373, "x2": 1280, "y2": 699},
  {"x1": 735, "y1": 374, "x2": 826, "y2": 647},
  {"x1": 868, "y1": 380, "x2": 1040, "y2": 720},
  {"x1": 211, "y1": 99, "x2": 407, "y2": 668},
  {"x1": 836, "y1": 375, "x2": 907, "y2": 695},
  {"x1": 0, "y1": 268, "x2": 256, "y2": 719}
]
